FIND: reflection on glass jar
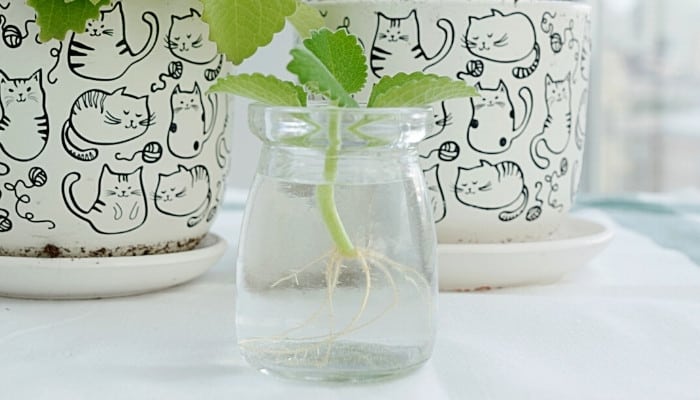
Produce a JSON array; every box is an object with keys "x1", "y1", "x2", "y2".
[{"x1": 235, "y1": 104, "x2": 438, "y2": 382}]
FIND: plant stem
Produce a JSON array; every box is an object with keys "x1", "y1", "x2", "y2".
[{"x1": 317, "y1": 111, "x2": 356, "y2": 257}]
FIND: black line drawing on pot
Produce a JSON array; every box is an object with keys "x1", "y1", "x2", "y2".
[
  {"x1": 460, "y1": 9, "x2": 540, "y2": 80},
  {"x1": 425, "y1": 101, "x2": 452, "y2": 141},
  {"x1": 542, "y1": 157, "x2": 569, "y2": 212},
  {"x1": 525, "y1": 181, "x2": 544, "y2": 222},
  {"x1": 62, "y1": 164, "x2": 147, "y2": 235},
  {"x1": 370, "y1": 9, "x2": 454, "y2": 78},
  {"x1": 0, "y1": 69, "x2": 49, "y2": 162},
  {"x1": 530, "y1": 72, "x2": 572, "y2": 170},
  {"x1": 0, "y1": 207, "x2": 11, "y2": 233},
  {"x1": 0, "y1": 3, "x2": 9, "y2": 10},
  {"x1": 47, "y1": 42, "x2": 63, "y2": 84},
  {"x1": 67, "y1": 2, "x2": 159, "y2": 81},
  {"x1": 0, "y1": 15, "x2": 35, "y2": 49},
  {"x1": 580, "y1": 16, "x2": 592, "y2": 82},
  {"x1": 423, "y1": 164, "x2": 447, "y2": 223},
  {"x1": 166, "y1": 8, "x2": 222, "y2": 80},
  {"x1": 462, "y1": 80, "x2": 533, "y2": 155},
  {"x1": 420, "y1": 140, "x2": 460, "y2": 163},
  {"x1": 454, "y1": 159, "x2": 528, "y2": 222},
  {"x1": 150, "y1": 60, "x2": 184, "y2": 93},
  {"x1": 167, "y1": 83, "x2": 218, "y2": 159},
  {"x1": 0, "y1": 161, "x2": 8, "y2": 176},
  {"x1": 154, "y1": 164, "x2": 211, "y2": 228},
  {"x1": 3, "y1": 166, "x2": 56, "y2": 230},
  {"x1": 216, "y1": 114, "x2": 230, "y2": 170},
  {"x1": 62, "y1": 87, "x2": 155, "y2": 162},
  {"x1": 206, "y1": 180, "x2": 223, "y2": 224},
  {"x1": 540, "y1": 12, "x2": 578, "y2": 55},
  {"x1": 115, "y1": 141, "x2": 163, "y2": 164}
]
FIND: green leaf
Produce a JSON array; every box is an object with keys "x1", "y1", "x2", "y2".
[
  {"x1": 208, "y1": 73, "x2": 307, "y2": 106},
  {"x1": 29, "y1": 0, "x2": 111, "y2": 42},
  {"x1": 287, "y1": 28, "x2": 366, "y2": 107},
  {"x1": 201, "y1": 0, "x2": 297, "y2": 65},
  {"x1": 287, "y1": 1, "x2": 325, "y2": 39},
  {"x1": 368, "y1": 73, "x2": 479, "y2": 108}
]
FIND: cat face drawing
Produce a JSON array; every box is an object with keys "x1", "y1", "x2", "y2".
[
  {"x1": 0, "y1": 69, "x2": 49, "y2": 162},
  {"x1": 68, "y1": 2, "x2": 159, "y2": 81},
  {"x1": 167, "y1": 9, "x2": 218, "y2": 65},
  {"x1": 155, "y1": 164, "x2": 212, "y2": 227},
  {"x1": 530, "y1": 73, "x2": 573, "y2": 170},
  {"x1": 423, "y1": 164, "x2": 446, "y2": 223},
  {"x1": 370, "y1": 10, "x2": 454, "y2": 78},
  {"x1": 455, "y1": 160, "x2": 528, "y2": 222},
  {"x1": 62, "y1": 87, "x2": 154, "y2": 162},
  {"x1": 461, "y1": 9, "x2": 540, "y2": 79},
  {"x1": 167, "y1": 84, "x2": 219, "y2": 159},
  {"x1": 467, "y1": 81, "x2": 532, "y2": 155},
  {"x1": 62, "y1": 165, "x2": 147, "y2": 235}
]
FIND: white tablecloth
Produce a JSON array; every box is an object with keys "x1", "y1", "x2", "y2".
[{"x1": 2, "y1": 193, "x2": 700, "y2": 400}]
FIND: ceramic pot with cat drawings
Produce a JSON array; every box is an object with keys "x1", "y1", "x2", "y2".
[
  {"x1": 0, "y1": 0, "x2": 232, "y2": 257},
  {"x1": 310, "y1": 0, "x2": 592, "y2": 243}
]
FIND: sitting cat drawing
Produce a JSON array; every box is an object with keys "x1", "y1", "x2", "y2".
[
  {"x1": 168, "y1": 84, "x2": 218, "y2": 159},
  {"x1": 154, "y1": 164, "x2": 211, "y2": 228},
  {"x1": 62, "y1": 165, "x2": 147, "y2": 235},
  {"x1": 530, "y1": 73, "x2": 572, "y2": 169},
  {"x1": 423, "y1": 164, "x2": 447, "y2": 223},
  {"x1": 0, "y1": 69, "x2": 49, "y2": 162},
  {"x1": 455, "y1": 160, "x2": 528, "y2": 222},
  {"x1": 370, "y1": 9, "x2": 454, "y2": 78},
  {"x1": 460, "y1": 9, "x2": 540, "y2": 79},
  {"x1": 62, "y1": 87, "x2": 154, "y2": 162},
  {"x1": 68, "y1": 2, "x2": 159, "y2": 81},
  {"x1": 466, "y1": 80, "x2": 532, "y2": 154}
]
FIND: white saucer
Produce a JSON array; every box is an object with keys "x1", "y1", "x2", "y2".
[
  {"x1": 438, "y1": 217, "x2": 614, "y2": 291},
  {"x1": 0, "y1": 234, "x2": 227, "y2": 300}
]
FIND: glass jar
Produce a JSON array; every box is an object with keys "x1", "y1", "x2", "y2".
[{"x1": 235, "y1": 104, "x2": 438, "y2": 382}]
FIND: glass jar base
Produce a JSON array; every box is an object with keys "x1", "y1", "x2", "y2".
[{"x1": 240, "y1": 340, "x2": 431, "y2": 383}]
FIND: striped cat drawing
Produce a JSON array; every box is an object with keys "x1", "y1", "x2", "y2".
[
  {"x1": 154, "y1": 164, "x2": 211, "y2": 228},
  {"x1": 461, "y1": 9, "x2": 540, "y2": 80},
  {"x1": 370, "y1": 10, "x2": 454, "y2": 79},
  {"x1": 68, "y1": 2, "x2": 159, "y2": 81},
  {"x1": 62, "y1": 87, "x2": 154, "y2": 162},
  {"x1": 0, "y1": 69, "x2": 48, "y2": 162},
  {"x1": 455, "y1": 160, "x2": 528, "y2": 222}
]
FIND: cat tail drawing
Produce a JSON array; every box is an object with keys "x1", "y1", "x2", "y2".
[
  {"x1": 514, "y1": 87, "x2": 534, "y2": 139},
  {"x1": 130, "y1": 12, "x2": 160, "y2": 67},
  {"x1": 187, "y1": 189, "x2": 212, "y2": 228},
  {"x1": 204, "y1": 55, "x2": 224, "y2": 81},
  {"x1": 62, "y1": 120, "x2": 98, "y2": 162},
  {"x1": 499, "y1": 186, "x2": 528, "y2": 222},
  {"x1": 204, "y1": 93, "x2": 220, "y2": 142},
  {"x1": 513, "y1": 43, "x2": 541, "y2": 79},
  {"x1": 216, "y1": 115, "x2": 231, "y2": 169},
  {"x1": 422, "y1": 19, "x2": 455, "y2": 72},
  {"x1": 62, "y1": 172, "x2": 93, "y2": 224}
]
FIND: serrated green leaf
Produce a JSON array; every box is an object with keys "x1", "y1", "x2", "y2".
[
  {"x1": 201, "y1": 0, "x2": 297, "y2": 65},
  {"x1": 368, "y1": 73, "x2": 479, "y2": 108},
  {"x1": 287, "y1": 1, "x2": 325, "y2": 39},
  {"x1": 287, "y1": 28, "x2": 366, "y2": 107},
  {"x1": 29, "y1": 0, "x2": 111, "y2": 42},
  {"x1": 208, "y1": 73, "x2": 307, "y2": 106}
]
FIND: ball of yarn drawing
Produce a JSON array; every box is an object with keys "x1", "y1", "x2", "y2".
[
  {"x1": 168, "y1": 61, "x2": 183, "y2": 79},
  {"x1": 28, "y1": 167, "x2": 48, "y2": 187},
  {"x1": 2, "y1": 24, "x2": 22, "y2": 49},
  {"x1": 438, "y1": 141, "x2": 460, "y2": 162},
  {"x1": 550, "y1": 33, "x2": 564, "y2": 53},
  {"x1": 0, "y1": 212, "x2": 11, "y2": 233},
  {"x1": 142, "y1": 142, "x2": 163, "y2": 163},
  {"x1": 526, "y1": 206, "x2": 542, "y2": 222}
]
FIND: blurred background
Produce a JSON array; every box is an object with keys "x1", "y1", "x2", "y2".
[{"x1": 227, "y1": 0, "x2": 700, "y2": 194}]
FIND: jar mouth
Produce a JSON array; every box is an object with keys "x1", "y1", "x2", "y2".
[{"x1": 248, "y1": 103, "x2": 433, "y2": 150}]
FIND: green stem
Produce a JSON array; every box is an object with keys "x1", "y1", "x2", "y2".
[{"x1": 317, "y1": 111, "x2": 356, "y2": 257}]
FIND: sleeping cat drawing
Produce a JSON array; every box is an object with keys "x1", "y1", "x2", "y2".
[
  {"x1": 62, "y1": 165, "x2": 147, "y2": 235},
  {"x1": 423, "y1": 164, "x2": 447, "y2": 223},
  {"x1": 68, "y1": 2, "x2": 159, "y2": 81},
  {"x1": 168, "y1": 83, "x2": 218, "y2": 159},
  {"x1": 460, "y1": 9, "x2": 540, "y2": 80},
  {"x1": 530, "y1": 73, "x2": 572, "y2": 169},
  {"x1": 166, "y1": 9, "x2": 222, "y2": 81},
  {"x1": 154, "y1": 164, "x2": 211, "y2": 228},
  {"x1": 62, "y1": 87, "x2": 154, "y2": 162},
  {"x1": 454, "y1": 160, "x2": 528, "y2": 222},
  {"x1": 370, "y1": 9, "x2": 454, "y2": 78},
  {"x1": 0, "y1": 69, "x2": 49, "y2": 162},
  {"x1": 466, "y1": 80, "x2": 532, "y2": 154}
]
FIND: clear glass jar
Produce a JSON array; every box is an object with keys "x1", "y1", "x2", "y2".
[{"x1": 235, "y1": 104, "x2": 438, "y2": 382}]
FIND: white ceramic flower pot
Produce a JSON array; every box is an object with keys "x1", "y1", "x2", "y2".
[
  {"x1": 312, "y1": 0, "x2": 592, "y2": 243},
  {"x1": 0, "y1": 0, "x2": 231, "y2": 256}
]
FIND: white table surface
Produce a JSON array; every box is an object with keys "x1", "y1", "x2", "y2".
[{"x1": 2, "y1": 193, "x2": 700, "y2": 400}]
